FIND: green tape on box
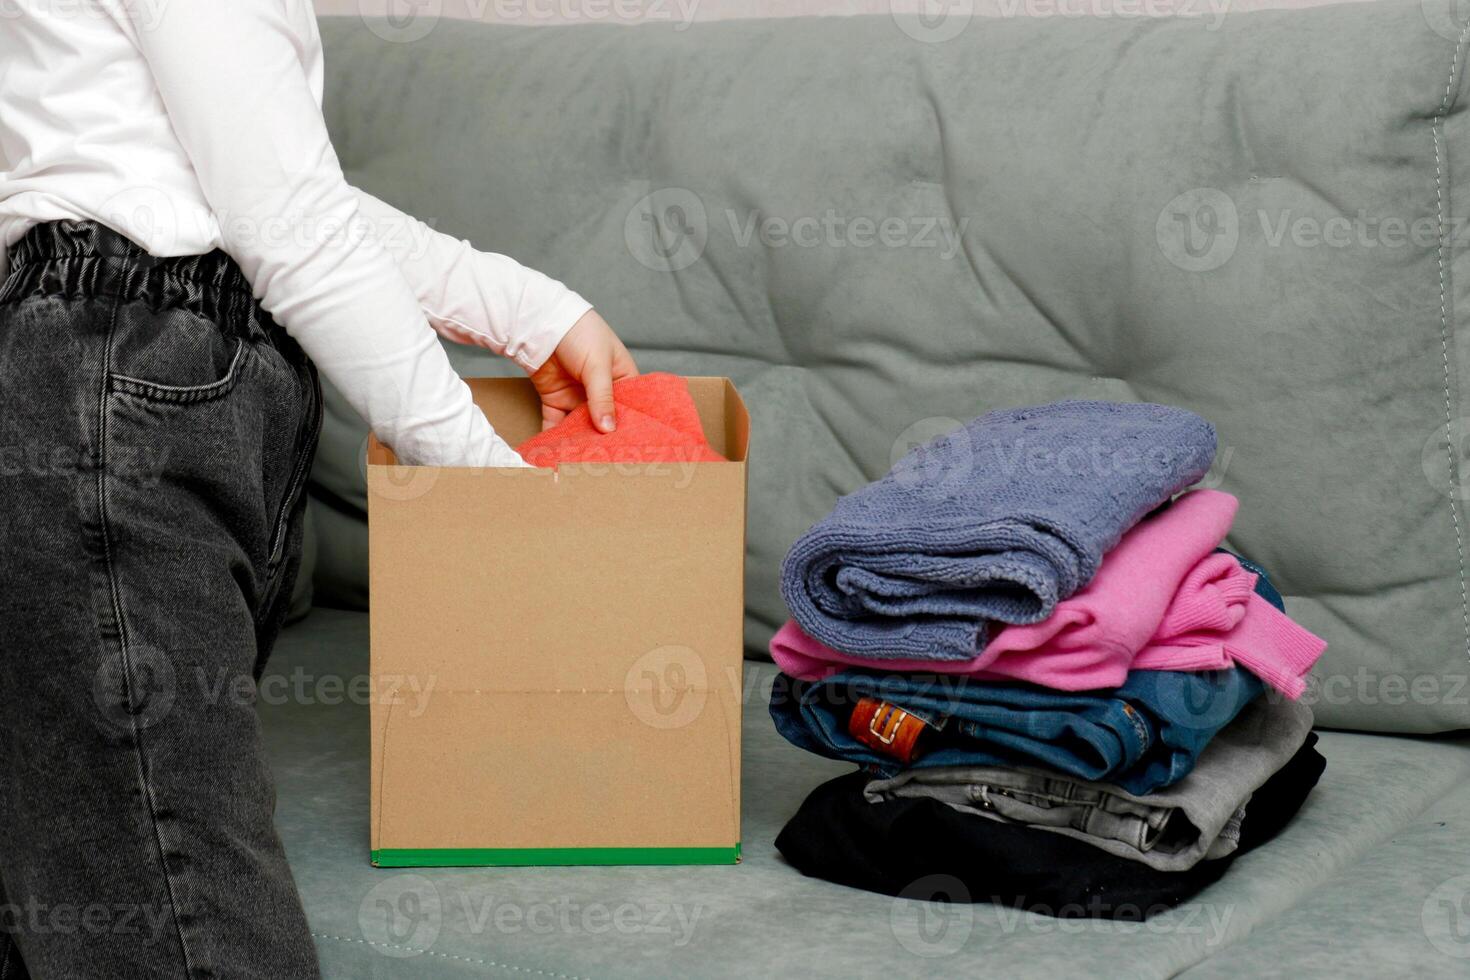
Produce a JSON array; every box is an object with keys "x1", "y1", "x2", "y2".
[{"x1": 371, "y1": 843, "x2": 741, "y2": 868}]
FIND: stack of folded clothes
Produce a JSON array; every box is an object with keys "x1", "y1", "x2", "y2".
[{"x1": 768, "y1": 401, "x2": 1329, "y2": 920}]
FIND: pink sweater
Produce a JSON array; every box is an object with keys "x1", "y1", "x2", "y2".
[{"x1": 769, "y1": 489, "x2": 1325, "y2": 698}]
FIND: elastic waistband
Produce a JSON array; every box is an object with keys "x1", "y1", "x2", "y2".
[{"x1": 1, "y1": 220, "x2": 274, "y2": 342}]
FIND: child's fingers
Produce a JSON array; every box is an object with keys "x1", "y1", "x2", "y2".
[
  {"x1": 582, "y1": 350, "x2": 617, "y2": 433},
  {"x1": 612, "y1": 344, "x2": 640, "y2": 381}
]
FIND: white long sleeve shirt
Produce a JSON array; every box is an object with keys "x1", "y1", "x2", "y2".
[{"x1": 0, "y1": 0, "x2": 591, "y2": 466}]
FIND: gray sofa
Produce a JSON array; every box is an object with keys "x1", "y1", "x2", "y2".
[{"x1": 274, "y1": 3, "x2": 1470, "y2": 975}]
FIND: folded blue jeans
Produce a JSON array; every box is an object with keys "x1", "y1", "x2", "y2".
[{"x1": 769, "y1": 664, "x2": 1262, "y2": 795}]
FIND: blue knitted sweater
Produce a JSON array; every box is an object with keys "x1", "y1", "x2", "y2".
[{"x1": 779, "y1": 400, "x2": 1216, "y2": 661}]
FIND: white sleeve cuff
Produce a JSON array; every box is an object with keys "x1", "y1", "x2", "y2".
[{"x1": 508, "y1": 281, "x2": 593, "y2": 373}]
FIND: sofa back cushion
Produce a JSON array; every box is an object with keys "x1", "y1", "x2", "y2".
[{"x1": 316, "y1": 2, "x2": 1470, "y2": 732}]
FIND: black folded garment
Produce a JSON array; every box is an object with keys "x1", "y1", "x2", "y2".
[{"x1": 774, "y1": 733, "x2": 1324, "y2": 920}]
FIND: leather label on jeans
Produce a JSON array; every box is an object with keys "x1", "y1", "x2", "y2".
[{"x1": 849, "y1": 698, "x2": 928, "y2": 765}]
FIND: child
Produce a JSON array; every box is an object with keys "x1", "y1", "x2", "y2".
[{"x1": 0, "y1": 2, "x2": 636, "y2": 975}]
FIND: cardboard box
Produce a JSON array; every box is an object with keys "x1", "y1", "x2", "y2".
[{"x1": 366, "y1": 376, "x2": 748, "y2": 867}]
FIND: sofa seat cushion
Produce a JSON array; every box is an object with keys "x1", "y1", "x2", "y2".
[
  {"x1": 1180, "y1": 771, "x2": 1470, "y2": 977},
  {"x1": 264, "y1": 611, "x2": 1470, "y2": 977}
]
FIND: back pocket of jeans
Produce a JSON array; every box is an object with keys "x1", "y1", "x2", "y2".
[{"x1": 106, "y1": 305, "x2": 245, "y2": 404}]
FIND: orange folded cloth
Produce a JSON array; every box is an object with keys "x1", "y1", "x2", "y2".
[{"x1": 516, "y1": 372, "x2": 726, "y2": 467}]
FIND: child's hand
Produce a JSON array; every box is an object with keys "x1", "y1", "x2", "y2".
[{"x1": 529, "y1": 309, "x2": 639, "y2": 432}]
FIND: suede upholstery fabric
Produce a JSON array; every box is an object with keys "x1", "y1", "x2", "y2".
[
  {"x1": 1179, "y1": 776, "x2": 1470, "y2": 977},
  {"x1": 265, "y1": 611, "x2": 1470, "y2": 977},
  {"x1": 311, "y1": 3, "x2": 1470, "y2": 732}
]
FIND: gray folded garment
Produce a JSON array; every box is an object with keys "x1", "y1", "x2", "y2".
[{"x1": 863, "y1": 693, "x2": 1314, "y2": 871}]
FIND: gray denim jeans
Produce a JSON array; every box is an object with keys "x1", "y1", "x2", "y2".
[
  {"x1": 866, "y1": 692, "x2": 1314, "y2": 871},
  {"x1": 0, "y1": 221, "x2": 323, "y2": 978}
]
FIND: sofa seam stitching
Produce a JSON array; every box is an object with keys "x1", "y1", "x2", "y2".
[
  {"x1": 309, "y1": 932, "x2": 590, "y2": 979},
  {"x1": 1434, "y1": 21, "x2": 1470, "y2": 669}
]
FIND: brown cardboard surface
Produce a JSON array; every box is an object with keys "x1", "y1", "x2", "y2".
[{"x1": 368, "y1": 377, "x2": 748, "y2": 863}]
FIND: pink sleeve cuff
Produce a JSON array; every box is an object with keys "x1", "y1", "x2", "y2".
[{"x1": 1222, "y1": 592, "x2": 1328, "y2": 699}]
